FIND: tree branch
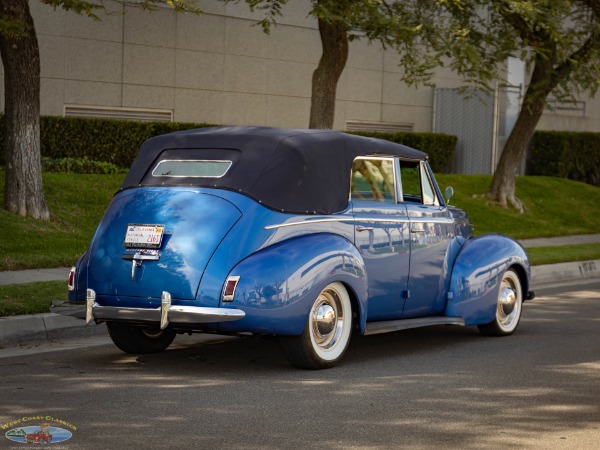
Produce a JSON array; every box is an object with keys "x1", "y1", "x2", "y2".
[
  {"x1": 493, "y1": 0, "x2": 549, "y2": 45},
  {"x1": 550, "y1": 31, "x2": 599, "y2": 87}
]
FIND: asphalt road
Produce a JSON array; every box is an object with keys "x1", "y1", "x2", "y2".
[{"x1": 1, "y1": 282, "x2": 599, "y2": 449}]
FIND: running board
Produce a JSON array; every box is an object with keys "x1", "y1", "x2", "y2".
[{"x1": 364, "y1": 316, "x2": 465, "y2": 336}]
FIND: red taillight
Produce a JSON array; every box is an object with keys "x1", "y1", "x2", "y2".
[
  {"x1": 222, "y1": 276, "x2": 240, "y2": 302},
  {"x1": 68, "y1": 267, "x2": 76, "y2": 291}
]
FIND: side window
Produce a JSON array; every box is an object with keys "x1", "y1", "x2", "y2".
[
  {"x1": 351, "y1": 158, "x2": 396, "y2": 203},
  {"x1": 399, "y1": 160, "x2": 438, "y2": 205},
  {"x1": 399, "y1": 161, "x2": 421, "y2": 203}
]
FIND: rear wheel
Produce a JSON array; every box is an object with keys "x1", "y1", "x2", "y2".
[
  {"x1": 107, "y1": 322, "x2": 176, "y2": 354},
  {"x1": 280, "y1": 282, "x2": 352, "y2": 369},
  {"x1": 478, "y1": 269, "x2": 523, "y2": 336}
]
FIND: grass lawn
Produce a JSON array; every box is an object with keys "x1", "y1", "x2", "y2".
[
  {"x1": 435, "y1": 174, "x2": 600, "y2": 239},
  {"x1": 527, "y1": 243, "x2": 600, "y2": 266},
  {"x1": 0, "y1": 281, "x2": 66, "y2": 316},
  {"x1": 0, "y1": 171, "x2": 124, "y2": 270}
]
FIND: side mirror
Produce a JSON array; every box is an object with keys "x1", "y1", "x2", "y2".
[{"x1": 445, "y1": 186, "x2": 454, "y2": 204}]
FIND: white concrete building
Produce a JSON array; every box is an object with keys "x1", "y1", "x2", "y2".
[{"x1": 1, "y1": 0, "x2": 598, "y2": 172}]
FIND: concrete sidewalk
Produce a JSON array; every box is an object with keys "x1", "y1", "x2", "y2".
[
  {"x1": 0, "y1": 267, "x2": 71, "y2": 286},
  {"x1": 519, "y1": 233, "x2": 600, "y2": 248},
  {"x1": 1, "y1": 235, "x2": 599, "y2": 347}
]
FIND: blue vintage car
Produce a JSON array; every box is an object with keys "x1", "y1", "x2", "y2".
[{"x1": 64, "y1": 126, "x2": 534, "y2": 369}]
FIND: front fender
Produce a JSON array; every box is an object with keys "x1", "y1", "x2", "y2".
[
  {"x1": 445, "y1": 234, "x2": 530, "y2": 326},
  {"x1": 218, "y1": 233, "x2": 368, "y2": 335}
]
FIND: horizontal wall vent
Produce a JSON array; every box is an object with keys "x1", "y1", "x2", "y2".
[
  {"x1": 64, "y1": 105, "x2": 173, "y2": 122},
  {"x1": 544, "y1": 99, "x2": 586, "y2": 116},
  {"x1": 345, "y1": 120, "x2": 414, "y2": 134}
]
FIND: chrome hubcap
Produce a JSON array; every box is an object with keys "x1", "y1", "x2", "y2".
[
  {"x1": 496, "y1": 274, "x2": 521, "y2": 330},
  {"x1": 499, "y1": 286, "x2": 516, "y2": 316},
  {"x1": 311, "y1": 289, "x2": 344, "y2": 350},
  {"x1": 315, "y1": 303, "x2": 336, "y2": 336}
]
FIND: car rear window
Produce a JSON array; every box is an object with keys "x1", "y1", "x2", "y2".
[{"x1": 151, "y1": 160, "x2": 232, "y2": 178}]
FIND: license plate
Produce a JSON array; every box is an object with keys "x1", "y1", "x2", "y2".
[{"x1": 124, "y1": 224, "x2": 165, "y2": 249}]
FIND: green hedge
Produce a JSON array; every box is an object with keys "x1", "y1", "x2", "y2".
[
  {"x1": 0, "y1": 115, "x2": 216, "y2": 168},
  {"x1": 41, "y1": 157, "x2": 127, "y2": 174},
  {"x1": 0, "y1": 115, "x2": 456, "y2": 173},
  {"x1": 39, "y1": 116, "x2": 217, "y2": 168},
  {"x1": 348, "y1": 131, "x2": 457, "y2": 172},
  {"x1": 529, "y1": 131, "x2": 600, "y2": 186}
]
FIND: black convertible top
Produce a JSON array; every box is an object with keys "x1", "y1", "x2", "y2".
[{"x1": 121, "y1": 126, "x2": 427, "y2": 215}]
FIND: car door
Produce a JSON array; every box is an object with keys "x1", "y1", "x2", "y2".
[
  {"x1": 399, "y1": 160, "x2": 455, "y2": 318},
  {"x1": 351, "y1": 157, "x2": 410, "y2": 321}
]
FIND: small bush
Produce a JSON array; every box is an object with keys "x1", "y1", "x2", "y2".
[
  {"x1": 529, "y1": 131, "x2": 600, "y2": 186},
  {"x1": 348, "y1": 131, "x2": 457, "y2": 172}
]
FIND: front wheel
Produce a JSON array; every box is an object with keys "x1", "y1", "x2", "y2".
[
  {"x1": 279, "y1": 282, "x2": 353, "y2": 369},
  {"x1": 478, "y1": 269, "x2": 523, "y2": 336},
  {"x1": 107, "y1": 322, "x2": 176, "y2": 354}
]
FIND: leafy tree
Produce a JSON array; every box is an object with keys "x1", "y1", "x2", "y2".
[
  {"x1": 234, "y1": 1, "x2": 599, "y2": 212},
  {"x1": 431, "y1": 0, "x2": 600, "y2": 211},
  {"x1": 228, "y1": 0, "x2": 433, "y2": 129},
  {"x1": 0, "y1": 0, "x2": 201, "y2": 220}
]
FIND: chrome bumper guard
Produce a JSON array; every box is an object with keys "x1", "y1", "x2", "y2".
[{"x1": 56, "y1": 289, "x2": 245, "y2": 329}]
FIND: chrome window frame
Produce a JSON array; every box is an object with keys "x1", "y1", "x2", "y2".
[
  {"x1": 396, "y1": 157, "x2": 425, "y2": 205},
  {"x1": 419, "y1": 160, "x2": 440, "y2": 206},
  {"x1": 350, "y1": 156, "x2": 399, "y2": 203},
  {"x1": 151, "y1": 159, "x2": 233, "y2": 178}
]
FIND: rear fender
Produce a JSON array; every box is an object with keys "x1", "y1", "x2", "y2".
[
  {"x1": 218, "y1": 233, "x2": 368, "y2": 335},
  {"x1": 445, "y1": 234, "x2": 530, "y2": 325}
]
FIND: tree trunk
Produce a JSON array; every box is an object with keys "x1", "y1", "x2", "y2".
[
  {"x1": 0, "y1": 0, "x2": 49, "y2": 220},
  {"x1": 309, "y1": 18, "x2": 349, "y2": 129},
  {"x1": 488, "y1": 60, "x2": 553, "y2": 212}
]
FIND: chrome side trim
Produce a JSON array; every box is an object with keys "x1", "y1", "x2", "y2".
[
  {"x1": 264, "y1": 218, "x2": 352, "y2": 230},
  {"x1": 408, "y1": 218, "x2": 454, "y2": 224},
  {"x1": 364, "y1": 316, "x2": 465, "y2": 336},
  {"x1": 264, "y1": 216, "x2": 453, "y2": 230},
  {"x1": 91, "y1": 303, "x2": 245, "y2": 325}
]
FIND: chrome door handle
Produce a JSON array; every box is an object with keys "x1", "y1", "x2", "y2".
[{"x1": 356, "y1": 226, "x2": 374, "y2": 232}]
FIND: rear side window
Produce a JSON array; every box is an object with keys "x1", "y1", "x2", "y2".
[
  {"x1": 351, "y1": 158, "x2": 396, "y2": 203},
  {"x1": 152, "y1": 160, "x2": 232, "y2": 178}
]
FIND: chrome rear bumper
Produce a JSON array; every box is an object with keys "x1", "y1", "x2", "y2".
[
  {"x1": 53, "y1": 289, "x2": 245, "y2": 329},
  {"x1": 92, "y1": 303, "x2": 245, "y2": 326}
]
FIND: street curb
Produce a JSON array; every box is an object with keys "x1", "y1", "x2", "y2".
[
  {"x1": 530, "y1": 259, "x2": 600, "y2": 290},
  {"x1": 1, "y1": 260, "x2": 599, "y2": 348},
  {"x1": 0, "y1": 313, "x2": 106, "y2": 347}
]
